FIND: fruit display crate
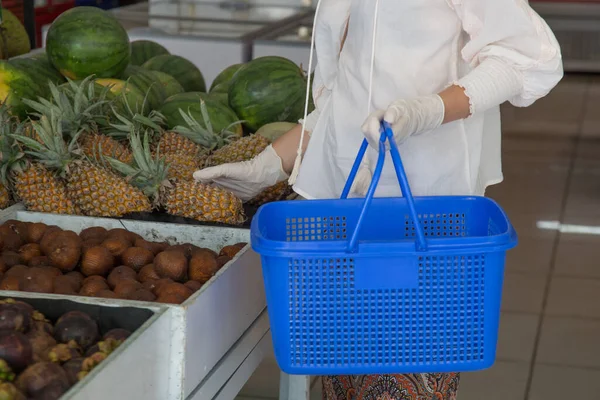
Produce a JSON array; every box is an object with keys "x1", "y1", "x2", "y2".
[
  {"x1": 0, "y1": 291, "x2": 169, "y2": 399},
  {"x1": 0, "y1": 203, "x2": 268, "y2": 399}
]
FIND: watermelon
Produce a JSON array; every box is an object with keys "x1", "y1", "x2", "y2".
[
  {"x1": 255, "y1": 122, "x2": 296, "y2": 143},
  {"x1": 120, "y1": 64, "x2": 144, "y2": 79},
  {"x1": 160, "y1": 92, "x2": 242, "y2": 136},
  {"x1": 9, "y1": 57, "x2": 66, "y2": 96},
  {"x1": 228, "y1": 56, "x2": 309, "y2": 132},
  {"x1": 130, "y1": 40, "x2": 170, "y2": 66},
  {"x1": 210, "y1": 63, "x2": 243, "y2": 92},
  {"x1": 148, "y1": 71, "x2": 184, "y2": 98},
  {"x1": 46, "y1": 7, "x2": 131, "y2": 80},
  {"x1": 95, "y1": 78, "x2": 148, "y2": 114},
  {"x1": 125, "y1": 69, "x2": 167, "y2": 111},
  {"x1": 0, "y1": 61, "x2": 41, "y2": 119},
  {"x1": 142, "y1": 55, "x2": 206, "y2": 92}
]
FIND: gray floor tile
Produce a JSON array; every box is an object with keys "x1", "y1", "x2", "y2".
[
  {"x1": 501, "y1": 273, "x2": 546, "y2": 313},
  {"x1": 546, "y1": 276, "x2": 600, "y2": 318},
  {"x1": 497, "y1": 313, "x2": 540, "y2": 363},
  {"x1": 554, "y1": 234, "x2": 600, "y2": 278},
  {"x1": 528, "y1": 364, "x2": 600, "y2": 400},
  {"x1": 537, "y1": 317, "x2": 600, "y2": 368},
  {"x1": 458, "y1": 361, "x2": 529, "y2": 400}
]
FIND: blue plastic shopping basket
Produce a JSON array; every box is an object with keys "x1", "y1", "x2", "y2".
[{"x1": 251, "y1": 123, "x2": 518, "y2": 375}]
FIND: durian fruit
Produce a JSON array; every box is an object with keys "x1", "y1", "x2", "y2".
[{"x1": 0, "y1": 9, "x2": 31, "y2": 59}]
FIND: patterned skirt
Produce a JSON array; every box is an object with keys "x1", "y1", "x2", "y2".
[{"x1": 323, "y1": 373, "x2": 460, "y2": 400}]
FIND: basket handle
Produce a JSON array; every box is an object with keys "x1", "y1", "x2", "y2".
[{"x1": 341, "y1": 122, "x2": 428, "y2": 252}]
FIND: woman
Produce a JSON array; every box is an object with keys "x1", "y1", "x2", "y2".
[{"x1": 195, "y1": 0, "x2": 563, "y2": 398}]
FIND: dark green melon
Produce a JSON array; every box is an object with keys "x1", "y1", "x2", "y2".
[
  {"x1": 210, "y1": 63, "x2": 243, "y2": 92},
  {"x1": 126, "y1": 69, "x2": 167, "y2": 111},
  {"x1": 46, "y1": 7, "x2": 131, "y2": 80},
  {"x1": 142, "y1": 55, "x2": 206, "y2": 92},
  {"x1": 148, "y1": 71, "x2": 184, "y2": 99},
  {"x1": 0, "y1": 61, "x2": 42, "y2": 120},
  {"x1": 120, "y1": 64, "x2": 144, "y2": 79},
  {"x1": 160, "y1": 92, "x2": 242, "y2": 136},
  {"x1": 228, "y1": 56, "x2": 309, "y2": 132},
  {"x1": 9, "y1": 57, "x2": 66, "y2": 96},
  {"x1": 95, "y1": 78, "x2": 148, "y2": 114},
  {"x1": 130, "y1": 40, "x2": 170, "y2": 66}
]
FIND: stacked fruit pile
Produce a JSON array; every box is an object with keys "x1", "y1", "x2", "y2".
[
  {"x1": 0, "y1": 220, "x2": 245, "y2": 304},
  {"x1": 0, "y1": 6, "x2": 308, "y2": 224},
  {"x1": 0, "y1": 298, "x2": 132, "y2": 400}
]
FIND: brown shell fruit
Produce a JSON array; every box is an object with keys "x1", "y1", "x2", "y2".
[
  {"x1": 47, "y1": 231, "x2": 82, "y2": 272},
  {"x1": 0, "y1": 258, "x2": 5, "y2": 275},
  {"x1": 184, "y1": 280, "x2": 203, "y2": 292},
  {"x1": 17, "y1": 243, "x2": 42, "y2": 265},
  {"x1": 106, "y1": 228, "x2": 141, "y2": 244},
  {"x1": 21, "y1": 269, "x2": 54, "y2": 293},
  {"x1": 137, "y1": 264, "x2": 160, "y2": 283},
  {"x1": 121, "y1": 247, "x2": 154, "y2": 272},
  {"x1": 167, "y1": 243, "x2": 199, "y2": 259},
  {"x1": 5, "y1": 265, "x2": 29, "y2": 278},
  {"x1": 113, "y1": 280, "x2": 142, "y2": 299},
  {"x1": 189, "y1": 252, "x2": 219, "y2": 284},
  {"x1": 80, "y1": 246, "x2": 115, "y2": 277},
  {"x1": 156, "y1": 282, "x2": 192, "y2": 300},
  {"x1": 25, "y1": 223, "x2": 48, "y2": 244},
  {"x1": 107, "y1": 266, "x2": 138, "y2": 289},
  {"x1": 216, "y1": 255, "x2": 231, "y2": 269},
  {"x1": 82, "y1": 238, "x2": 105, "y2": 252},
  {"x1": 156, "y1": 293, "x2": 186, "y2": 304},
  {"x1": 150, "y1": 278, "x2": 174, "y2": 296},
  {"x1": 79, "y1": 279, "x2": 109, "y2": 297},
  {"x1": 2, "y1": 252, "x2": 23, "y2": 268},
  {"x1": 94, "y1": 290, "x2": 118, "y2": 299},
  {"x1": 127, "y1": 289, "x2": 156, "y2": 302},
  {"x1": 65, "y1": 271, "x2": 84, "y2": 288},
  {"x1": 27, "y1": 256, "x2": 51, "y2": 268},
  {"x1": 0, "y1": 275, "x2": 21, "y2": 291},
  {"x1": 0, "y1": 225, "x2": 25, "y2": 252},
  {"x1": 39, "y1": 226, "x2": 63, "y2": 255},
  {"x1": 134, "y1": 238, "x2": 168, "y2": 255},
  {"x1": 154, "y1": 251, "x2": 188, "y2": 282},
  {"x1": 79, "y1": 227, "x2": 108, "y2": 242},
  {"x1": 219, "y1": 243, "x2": 247, "y2": 258},
  {"x1": 101, "y1": 237, "x2": 132, "y2": 259},
  {"x1": 53, "y1": 275, "x2": 80, "y2": 294}
]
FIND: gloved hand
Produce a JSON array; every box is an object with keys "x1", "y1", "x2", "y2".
[
  {"x1": 193, "y1": 145, "x2": 289, "y2": 201},
  {"x1": 361, "y1": 94, "x2": 445, "y2": 149}
]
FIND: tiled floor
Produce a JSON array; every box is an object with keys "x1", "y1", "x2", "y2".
[{"x1": 238, "y1": 74, "x2": 600, "y2": 400}]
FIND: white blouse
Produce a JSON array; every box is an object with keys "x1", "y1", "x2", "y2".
[{"x1": 293, "y1": 0, "x2": 563, "y2": 200}]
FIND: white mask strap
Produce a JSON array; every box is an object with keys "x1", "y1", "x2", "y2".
[{"x1": 288, "y1": 0, "x2": 322, "y2": 185}]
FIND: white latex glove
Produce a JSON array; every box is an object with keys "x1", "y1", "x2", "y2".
[
  {"x1": 193, "y1": 145, "x2": 289, "y2": 201},
  {"x1": 361, "y1": 94, "x2": 445, "y2": 149}
]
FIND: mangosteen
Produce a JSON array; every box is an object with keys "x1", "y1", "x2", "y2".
[
  {"x1": 102, "y1": 329, "x2": 131, "y2": 342},
  {"x1": 0, "y1": 359, "x2": 15, "y2": 382},
  {"x1": 26, "y1": 330, "x2": 56, "y2": 360},
  {"x1": 0, "y1": 303, "x2": 32, "y2": 332},
  {"x1": 81, "y1": 352, "x2": 106, "y2": 372},
  {"x1": 0, "y1": 331, "x2": 33, "y2": 371},
  {"x1": 0, "y1": 382, "x2": 25, "y2": 400},
  {"x1": 61, "y1": 357, "x2": 84, "y2": 385},
  {"x1": 53, "y1": 312, "x2": 99, "y2": 350},
  {"x1": 15, "y1": 362, "x2": 69, "y2": 399},
  {"x1": 47, "y1": 344, "x2": 81, "y2": 364}
]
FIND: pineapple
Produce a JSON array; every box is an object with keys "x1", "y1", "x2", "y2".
[
  {"x1": 247, "y1": 181, "x2": 293, "y2": 206},
  {"x1": 0, "y1": 107, "x2": 80, "y2": 214},
  {"x1": 106, "y1": 130, "x2": 246, "y2": 225},
  {"x1": 23, "y1": 78, "x2": 132, "y2": 164},
  {"x1": 205, "y1": 134, "x2": 270, "y2": 167},
  {"x1": 163, "y1": 152, "x2": 203, "y2": 182},
  {"x1": 14, "y1": 113, "x2": 151, "y2": 217}
]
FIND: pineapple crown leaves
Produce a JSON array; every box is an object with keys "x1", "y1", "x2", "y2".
[
  {"x1": 105, "y1": 129, "x2": 171, "y2": 206},
  {"x1": 11, "y1": 111, "x2": 84, "y2": 177},
  {"x1": 22, "y1": 77, "x2": 111, "y2": 138},
  {"x1": 173, "y1": 100, "x2": 244, "y2": 150},
  {"x1": 107, "y1": 105, "x2": 166, "y2": 140},
  {"x1": 0, "y1": 108, "x2": 27, "y2": 186}
]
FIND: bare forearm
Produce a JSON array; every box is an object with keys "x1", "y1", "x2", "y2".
[
  {"x1": 272, "y1": 124, "x2": 311, "y2": 174},
  {"x1": 439, "y1": 85, "x2": 471, "y2": 124}
]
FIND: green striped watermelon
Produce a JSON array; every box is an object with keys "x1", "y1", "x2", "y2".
[
  {"x1": 125, "y1": 69, "x2": 167, "y2": 111},
  {"x1": 46, "y1": 7, "x2": 131, "y2": 80},
  {"x1": 95, "y1": 78, "x2": 148, "y2": 114},
  {"x1": 142, "y1": 55, "x2": 206, "y2": 92},
  {"x1": 130, "y1": 40, "x2": 170, "y2": 66},
  {"x1": 228, "y1": 56, "x2": 309, "y2": 132},
  {"x1": 160, "y1": 92, "x2": 242, "y2": 136},
  {"x1": 210, "y1": 63, "x2": 243, "y2": 92},
  {"x1": 9, "y1": 57, "x2": 66, "y2": 96},
  {"x1": 0, "y1": 61, "x2": 41, "y2": 119},
  {"x1": 148, "y1": 71, "x2": 184, "y2": 99}
]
